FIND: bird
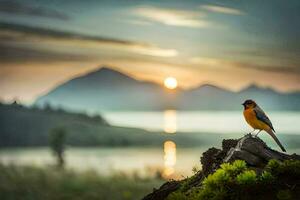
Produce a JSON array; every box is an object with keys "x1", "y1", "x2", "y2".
[{"x1": 242, "y1": 99, "x2": 286, "y2": 152}]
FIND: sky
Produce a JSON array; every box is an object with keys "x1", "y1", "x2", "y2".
[{"x1": 0, "y1": 0, "x2": 300, "y2": 103}]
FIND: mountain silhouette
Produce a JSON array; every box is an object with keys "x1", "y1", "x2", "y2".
[
  {"x1": 35, "y1": 66, "x2": 300, "y2": 111},
  {"x1": 36, "y1": 67, "x2": 178, "y2": 111}
]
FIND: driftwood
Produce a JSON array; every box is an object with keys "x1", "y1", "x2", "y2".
[{"x1": 143, "y1": 134, "x2": 300, "y2": 200}]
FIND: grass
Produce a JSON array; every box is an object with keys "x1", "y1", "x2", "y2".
[
  {"x1": 0, "y1": 164, "x2": 163, "y2": 200},
  {"x1": 167, "y1": 159, "x2": 300, "y2": 200}
]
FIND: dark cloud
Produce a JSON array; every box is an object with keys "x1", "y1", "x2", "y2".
[
  {"x1": 235, "y1": 61, "x2": 300, "y2": 75},
  {"x1": 228, "y1": 49, "x2": 300, "y2": 69},
  {"x1": 0, "y1": 22, "x2": 157, "y2": 64},
  {"x1": 251, "y1": 65, "x2": 300, "y2": 74},
  {"x1": 0, "y1": 43, "x2": 94, "y2": 64},
  {"x1": 0, "y1": 0, "x2": 69, "y2": 20},
  {"x1": 0, "y1": 22, "x2": 149, "y2": 47}
]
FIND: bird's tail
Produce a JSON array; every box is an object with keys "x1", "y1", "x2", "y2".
[{"x1": 266, "y1": 129, "x2": 286, "y2": 152}]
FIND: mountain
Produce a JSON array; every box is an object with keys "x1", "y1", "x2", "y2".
[
  {"x1": 36, "y1": 67, "x2": 178, "y2": 112},
  {"x1": 35, "y1": 66, "x2": 300, "y2": 111},
  {"x1": 180, "y1": 83, "x2": 300, "y2": 110}
]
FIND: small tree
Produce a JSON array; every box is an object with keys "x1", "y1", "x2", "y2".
[{"x1": 49, "y1": 127, "x2": 67, "y2": 168}]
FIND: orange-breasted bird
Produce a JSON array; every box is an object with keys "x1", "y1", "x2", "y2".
[{"x1": 242, "y1": 99, "x2": 286, "y2": 152}]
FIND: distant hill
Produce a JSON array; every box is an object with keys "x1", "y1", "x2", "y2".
[
  {"x1": 35, "y1": 66, "x2": 300, "y2": 111},
  {"x1": 0, "y1": 102, "x2": 205, "y2": 147},
  {"x1": 0, "y1": 102, "x2": 153, "y2": 147}
]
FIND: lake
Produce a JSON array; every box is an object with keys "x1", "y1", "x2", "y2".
[
  {"x1": 1, "y1": 111, "x2": 300, "y2": 179},
  {"x1": 0, "y1": 146, "x2": 205, "y2": 179},
  {"x1": 103, "y1": 111, "x2": 300, "y2": 134}
]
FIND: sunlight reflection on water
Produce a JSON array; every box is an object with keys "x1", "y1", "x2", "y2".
[
  {"x1": 163, "y1": 110, "x2": 177, "y2": 177},
  {"x1": 163, "y1": 110, "x2": 177, "y2": 133},
  {"x1": 163, "y1": 140, "x2": 176, "y2": 178}
]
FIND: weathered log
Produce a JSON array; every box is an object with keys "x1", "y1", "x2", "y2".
[{"x1": 223, "y1": 134, "x2": 300, "y2": 167}]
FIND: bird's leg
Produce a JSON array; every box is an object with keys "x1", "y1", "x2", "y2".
[
  {"x1": 255, "y1": 130, "x2": 262, "y2": 137},
  {"x1": 245, "y1": 129, "x2": 255, "y2": 136},
  {"x1": 248, "y1": 129, "x2": 256, "y2": 136}
]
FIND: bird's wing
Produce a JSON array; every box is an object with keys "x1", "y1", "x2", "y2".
[{"x1": 254, "y1": 106, "x2": 275, "y2": 131}]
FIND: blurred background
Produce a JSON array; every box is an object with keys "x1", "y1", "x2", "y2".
[{"x1": 0, "y1": 0, "x2": 300, "y2": 199}]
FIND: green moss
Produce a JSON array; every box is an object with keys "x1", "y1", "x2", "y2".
[
  {"x1": 236, "y1": 170, "x2": 256, "y2": 185},
  {"x1": 221, "y1": 160, "x2": 247, "y2": 175},
  {"x1": 203, "y1": 169, "x2": 230, "y2": 188},
  {"x1": 167, "y1": 159, "x2": 300, "y2": 200},
  {"x1": 266, "y1": 159, "x2": 300, "y2": 176},
  {"x1": 259, "y1": 171, "x2": 274, "y2": 182}
]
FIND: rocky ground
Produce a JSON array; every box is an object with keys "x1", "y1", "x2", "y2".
[{"x1": 143, "y1": 134, "x2": 300, "y2": 200}]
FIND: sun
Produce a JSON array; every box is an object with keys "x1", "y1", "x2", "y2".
[{"x1": 164, "y1": 77, "x2": 178, "y2": 89}]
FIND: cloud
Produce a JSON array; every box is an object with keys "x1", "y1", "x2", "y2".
[
  {"x1": 130, "y1": 46, "x2": 178, "y2": 57},
  {"x1": 0, "y1": 0, "x2": 69, "y2": 20},
  {"x1": 134, "y1": 6, "x2": 209, "y2": 28},
  {"x1": 189, "y1": 57, "x2": 230, "y2": 68},
  {"x1": 190, "y1": 57, "x2": 299, "y2": 74},
  {"x1": 122, "y1": 19, "x2": 153, "y2": 26},
  {"x1": 0, "y1": 22, "x2": 178, "y2": 63},
  {"x1": 200, "y1": 5, "x2": 244, "y2": 15},
  {"x1": 0, "y1": 22, "x2": 145, "y2": 46},
  {"x1": 0, "y1": 43, "x2": 93, "y2": 64},
  {"x1": 238, "y1": 63, "x2": 300, "y2": 74}
]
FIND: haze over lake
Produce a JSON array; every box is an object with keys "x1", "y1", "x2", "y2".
[{"x1": 103, "y1": 111, "x2": 300, "y2": 134}]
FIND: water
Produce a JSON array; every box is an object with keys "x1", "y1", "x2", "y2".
[
  {"x1": 1, "y1": 145, "x2": 299, "y2": 179},
  {"x1": 1, "y1": 111, "x2": 300, "y2": 179},
  {"x1": 0, "y1": 146, "x2": 204, "y2": 178},
  {"x1": 103, "y1": 111, "x2": 300, "y2": 134}
]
